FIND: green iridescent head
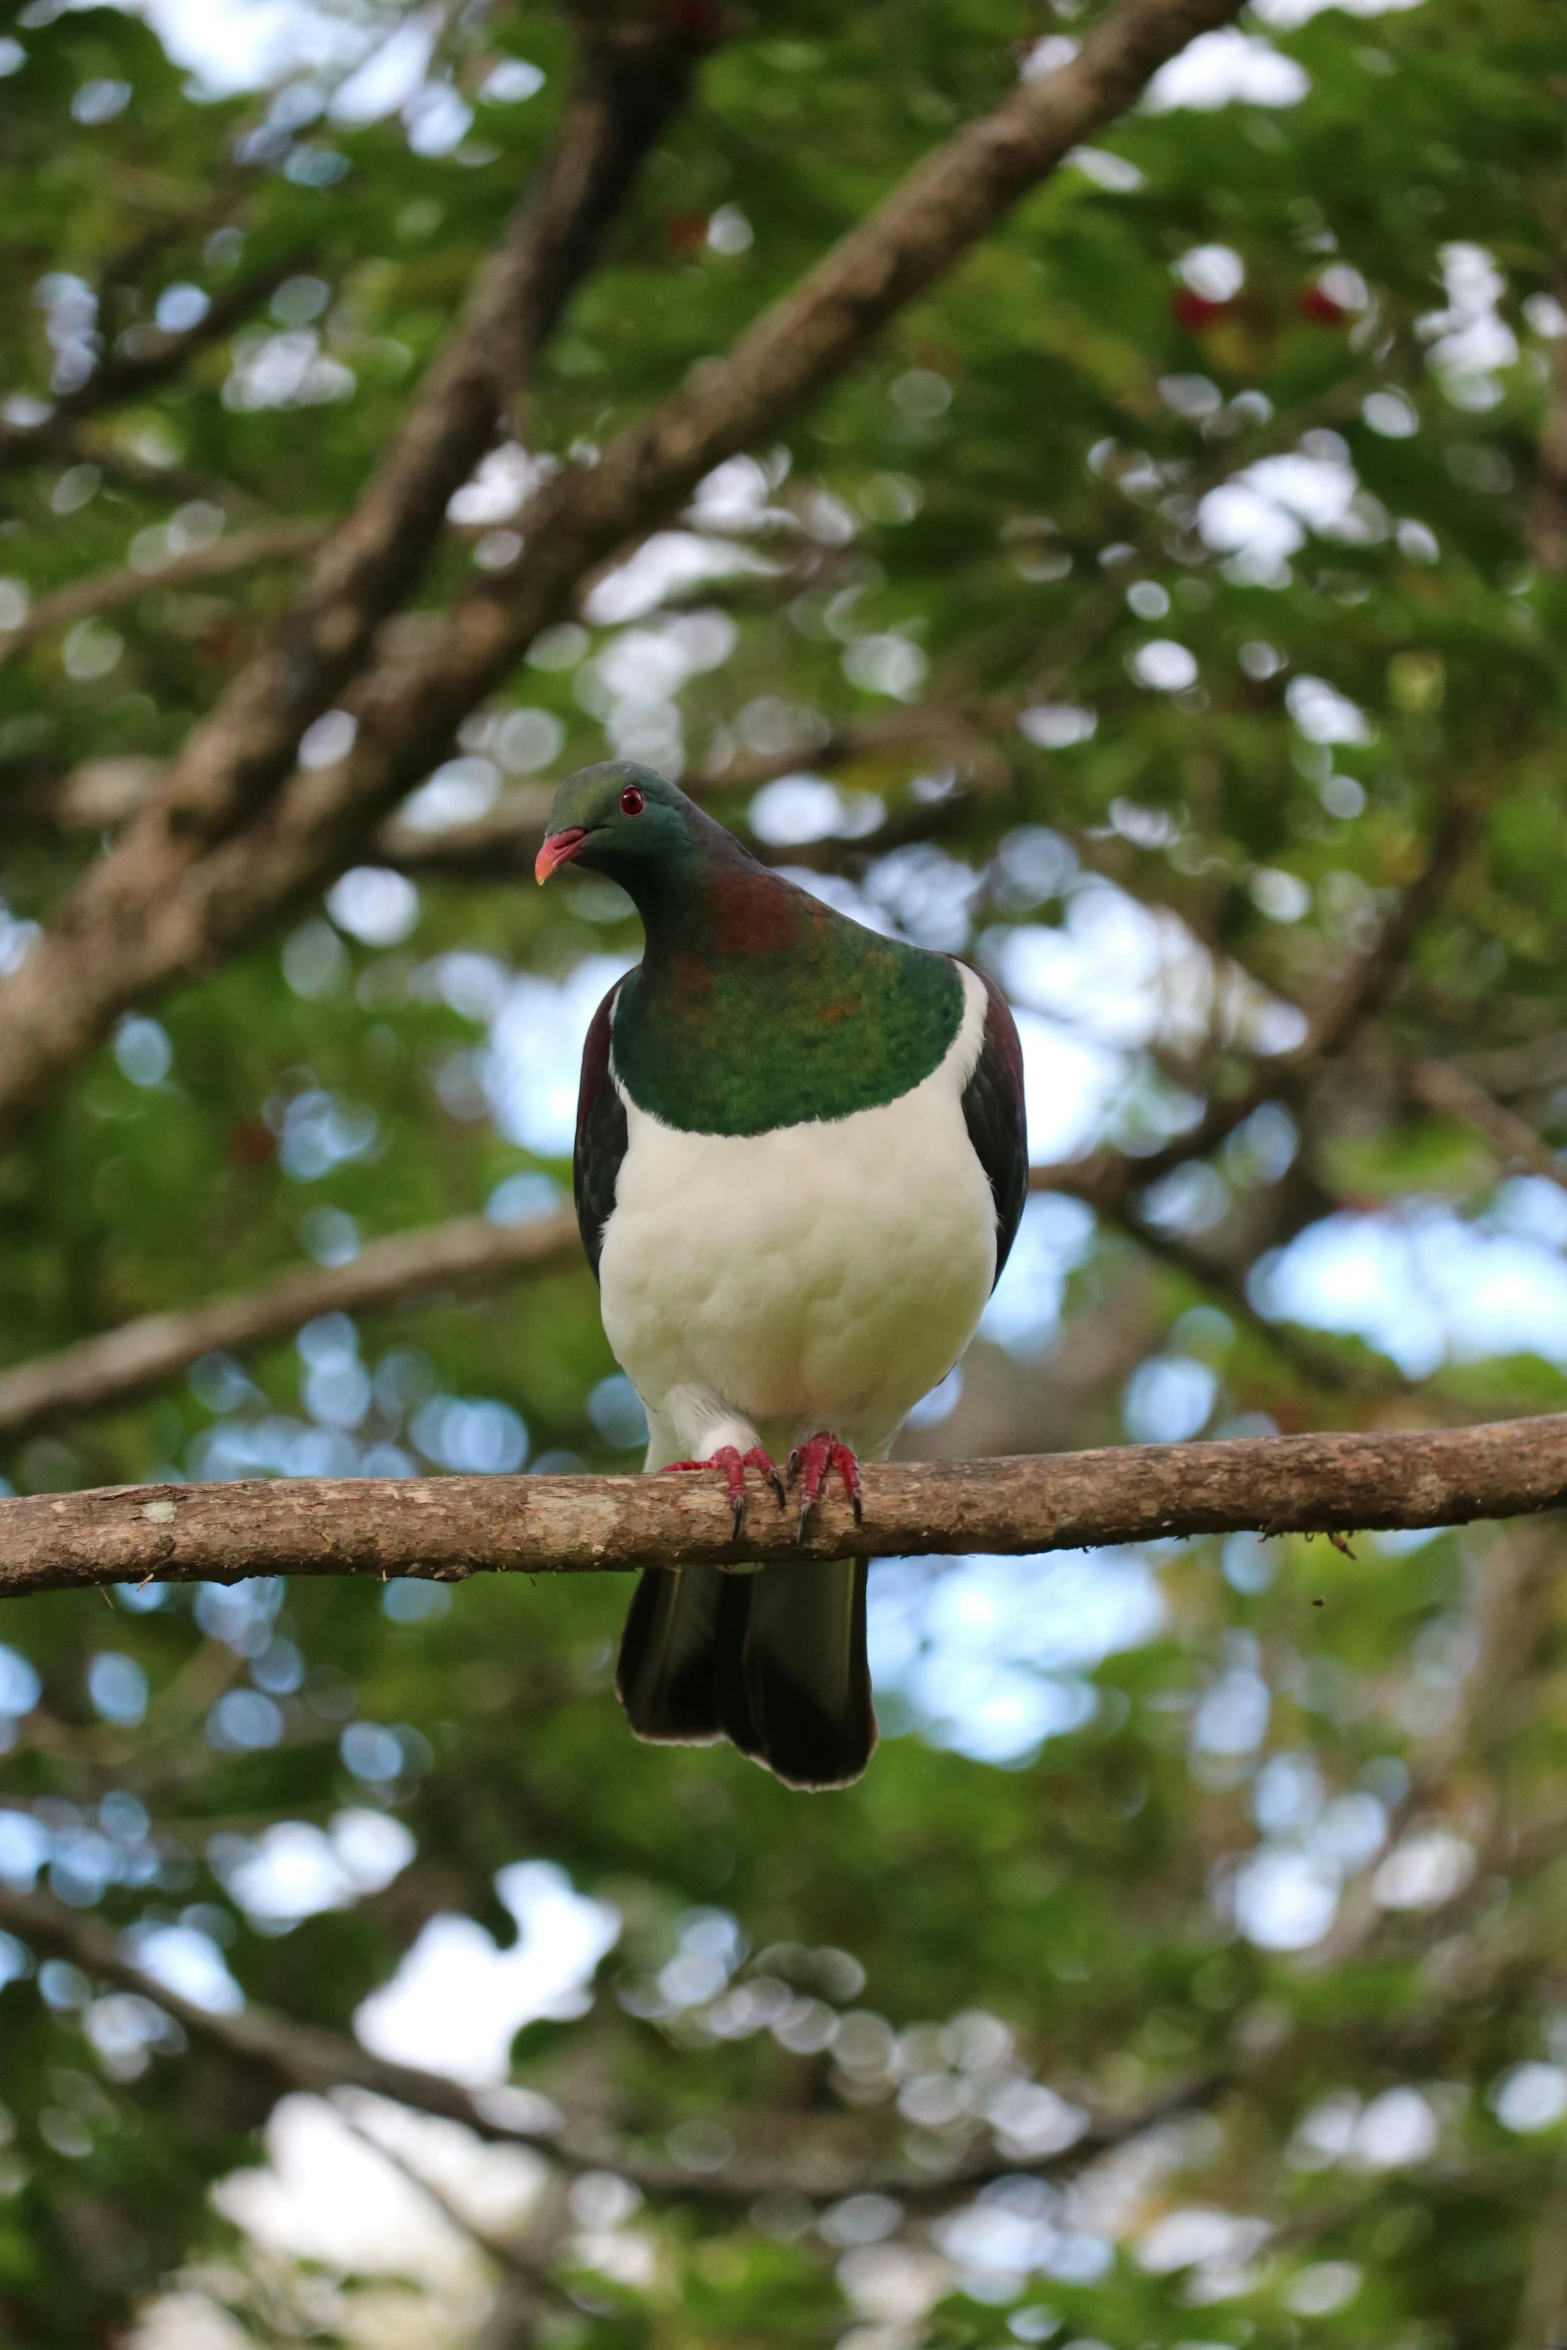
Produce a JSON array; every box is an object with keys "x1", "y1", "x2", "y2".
[{"x1": 534, "y1": 762, "x2": 697, "y2": 887}]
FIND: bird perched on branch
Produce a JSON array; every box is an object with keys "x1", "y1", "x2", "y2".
[{"x1": 536, "y1": 762, "x2": 1026, "y2": 1788}]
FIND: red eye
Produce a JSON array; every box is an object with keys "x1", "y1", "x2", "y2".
[{"x1": 619, "y1": 785, "x2": 645, "y2": 816}]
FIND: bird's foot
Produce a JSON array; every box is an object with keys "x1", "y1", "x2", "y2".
[
  {"x1": 786, "y1": 1432, "x2": 863, "y2": 1541},
  {"x1": 660, "y1": 1446, "x2": 786, "y2": 1539}
]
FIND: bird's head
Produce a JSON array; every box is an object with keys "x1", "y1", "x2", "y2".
[{"x1": 534, "y1": 762, "x2": 692, "y2": 886}]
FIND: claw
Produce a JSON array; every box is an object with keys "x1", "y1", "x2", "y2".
[
  {"x1": 785, "y1": 1432, "x2": 863, "y2": 1542},
  {"x1": 660, "y1": 1446, "x2": 786, "y2": 1538}
]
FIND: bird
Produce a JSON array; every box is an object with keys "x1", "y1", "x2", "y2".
[{"x1": 535, "y1": 761, "x2": 1027, "y2": 1789}]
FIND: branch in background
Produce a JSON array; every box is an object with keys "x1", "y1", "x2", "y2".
[
  {"x1": 1103, "y1": 1194, "x2": 1412, "y2": 1400},
  {"x1": 0, "y1": 254, "x2": 308, "y2": 473},
  {"x1": 1513, "y1": 2152, "x2": 1567, "y2": 2349},
  {"x1": 157, "y1": 13, "x2": 712, "y2": 856},
  {"x1": 0, "y1": 15, "x2": 708, "y2": 1153},
  {"x1": 1028, "y1": 790, "x2": 1479, "y2": 1214},
  {"x1": 1411, "y1": 1057, "x2": 1567, "y2": 1189},
  {"x1": 329, "y1": 2098, "x2": 579, "y2": 2315},
  {"x1": 13, "y1": 429, "x2": 268, "y2": 514},
  {"x1": 0, "y1": 1873, "x2": 1222, "y2": 2209},
  {"x1": 0, "y1": 0, "x2": 1248, "y2": 1156},
  {"x1": 1526, "y1": 273, "x2": 1567, "y2": 576},
  {"x1": 0, "y1": 523, "x2": 329, "y2": 668},
  {"x1": 0, "y1": 1208, "x2": 580, "y2": 1440},
  {"x1": 0, "y1": 770, "x2": 1492, "y2": 1445},
  {"x1": 4, "y1": 1414, "x2": 1567, "y2": 1598}
]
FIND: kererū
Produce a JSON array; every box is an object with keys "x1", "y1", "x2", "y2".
[{"x1": 536, "y1": 762, "x2": 1027, "y2": 1789}]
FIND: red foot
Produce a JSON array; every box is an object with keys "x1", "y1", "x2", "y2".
[
  {"x1": 786, "y1": 1432, "x2": 863, "y2": 1540},
  {"x1": 661, "y1": 1446, "x2": 785, "y2": 1538}
]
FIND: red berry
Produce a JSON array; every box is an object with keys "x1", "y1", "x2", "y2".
[
  {"x1": 1170, "y1": 288, "x2": 1226, "y2": 331},
  {"x1": 1298, "y1": 284, "x2": 1347, "y2": 326},
  {"x1": 228, "y1": 1116, "x2": 273, "y2": 1168}
]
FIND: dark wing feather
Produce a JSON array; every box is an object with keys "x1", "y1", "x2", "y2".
[
  {"x1": 573, "y1": 980, "x2": 629, "y2": 1282},
  {"x1": 960, "y1": 969, "x2": 1028, "y2": 1288}
]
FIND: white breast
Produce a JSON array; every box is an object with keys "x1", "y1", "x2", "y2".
[{"x1": 597, "y1": 965, "x2": 997, "y2": 1462}]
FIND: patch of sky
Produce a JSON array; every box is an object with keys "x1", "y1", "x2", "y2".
[
  {"x1": 224, "y1": 328, "x2": 354, "y2": 412},
  {"x1": 588, "y1": 1373, "x2": 648, "y2": 1452},
  {"x1": 396, "y1": 755, "x2": 500, "y2": 835},
  {"x1": 410, "y1": 1395, "x2": 528, "y2": 1474},
  {"x1": 0, "y1": 1809, "x2": 49, "y2": 1892},
  {"x1": 193, "y1": 1577, "x2": 284, "y2": 1654},
  {"x1": 870, "y1": 1549, "x2": 1165, "y2": 1767},
  {"x1": 1192, "y1": 1667, "x2": 1270, "y2": 1758},
  {"x1": 585, "y1": 532, "x2": 767, "y2": 626},
  {"x1": 487, "y1": 1171, "x2": 564, "y2": 1226},
  {"x1": 1124, "y1": 1355, "x2": 1218, "y2": 1443},
  {"x1": 843, "y1": 631, "x2": 926, "y2": 700},
  {"x1": 687, "y1": 452, "x2": 791, "y2": 535},
  {"x1": 446, "y1": 441, "x2": 548, "y2": 526},
  {"x1": 299, "y1": 1205, "x2": 359, "y2": 1266},
  {"x1": 905, "y1": 1365, "x2": 964, "y2": 1430},
  {"x1": 383, "y1": 1576, "x2": 451, "y2": 1623},
  {"x1": 1200, "y1": 435, "x2": 1389, "y2": 589},
  {"x1": 125, "y1": 1919, "x2": 244, "y2": 2013},
  {"x1": 1493, "y1": 2062, "x2": 1567, "y2": 2135},
  {"x1": 1145, "y1": 27, "x2": 1309, "y2": 111},
  {"x1": 484, "y1": 951, "x2": 635, "y2": 1156},
  {"x1": 1255, "y1": 1200, "x2": 1567, "y2": 1378},
  {"x1": 980, "y1": 1194, "x2": 1095, "y2": 1355},
  {"x1": 113, "y1": 1014, "x2": 172, "y2": 1087},
  {"x1": 207, "y1": 1688, "x2": 284, "y2": 1751},
  {"x1": 1253, "y1": 0, "x2": 1424, "y2": 20},
  {"x1": 339, "y1": 1720, "x2": 405, "y2": 1782},
  {"x1": 327, "y1": 866, "x2": 419, "y2": 946},
  {"x1": 989, "y1": 880, "x2": 1306, "y2": 1063},
  {"x1": 213, "y1": 1809, "x2": 415, "y2": 1930},
  {"x1": 0, "y1": 1645, "x2": 41, "y2": 1723},
  {"x1": 270, "y1": 1085, "x2": 379, "y2": 1180},
  {"x1": 1419, "y1": 243, "x2": 1518, "y2": 411},
  {"x1": 88, "y1": 1652, "x2": 148, "y2": 1727},
  {"x1": 1222, "y1": 1753, "x2": 1399, "y2": 1952},
  {"x1": 749, "y1": 774, "x2": 884, "y2": 846},
  {"x1": 283, "y1": 916, "x2": 348, "y2": 999},
  {"x1": 356, "y1": 1859, "x2": 620, "y2": 2086},
  {"x1": 190, "y1": 1414, "x2": 361, "y2": 1480}
]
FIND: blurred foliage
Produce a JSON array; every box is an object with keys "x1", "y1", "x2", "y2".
[{"x1": 2, "y1": 0, "x2": 1567, "y2": 2344}]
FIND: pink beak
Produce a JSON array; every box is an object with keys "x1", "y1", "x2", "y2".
[{"x1": 534, "y1": 827, "x2": 589, "y2": 884}]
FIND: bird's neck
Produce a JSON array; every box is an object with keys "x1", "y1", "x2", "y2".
[{"x1": 613, "y1": 834, "x2": 965, "y2": 1137}]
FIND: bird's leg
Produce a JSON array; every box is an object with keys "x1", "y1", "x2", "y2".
[
  {"x1": 660, "y1": 1447, "x2": 786, "y2": 1539},
  {"x1": 786, "y1": 1432, "x2": 864, "y2": 1540}
]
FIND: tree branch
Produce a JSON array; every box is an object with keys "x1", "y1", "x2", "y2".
[
  {"x1": 0, "y1": 13, "x2": 708, "y2": 1146},
  {"x1": 329, "y1": 2097, "x2": 579, "y2": 2314},
  {"x1": 0, "y1": 1207, "x2": 580, "y2": 1440},
  {"x1": 1027, "y1": 789, "x2": 1478, "y2": 1212},
  {"x1": 3, "y1": 1415, "x2": 1566, "y2": 1599},
  {"x1": 0, "y1": 255, "x2": 308, "y2": 472},
  {"x1": 0, "y1": 1872, "x2": 1218, "y2": 2212},
  {"x1": 0, "y1": 0, "x2": 1246, "y2": 1157},
  {"x1": 1410, "y1": 1057, "x2": 1567, "y2": 1189},
  {"x1": 0, "y1": 522, "x2": 329, "y2": 667}
]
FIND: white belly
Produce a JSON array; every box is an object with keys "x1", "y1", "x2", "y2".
[{"x1": 598, "y1": 968, "x2": 996, "y2": 1460}]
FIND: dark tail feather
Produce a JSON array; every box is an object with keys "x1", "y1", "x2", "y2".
[
  {"x1": 616, "y1": 1560, "x2": 876, "y2": 1789},
  {"x1": 742, "y1": 1558, "x2": 876, "y2": 1791},
  {"x1": 616, "y1": 1566, "x2": 756, "y2": 1749}
]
